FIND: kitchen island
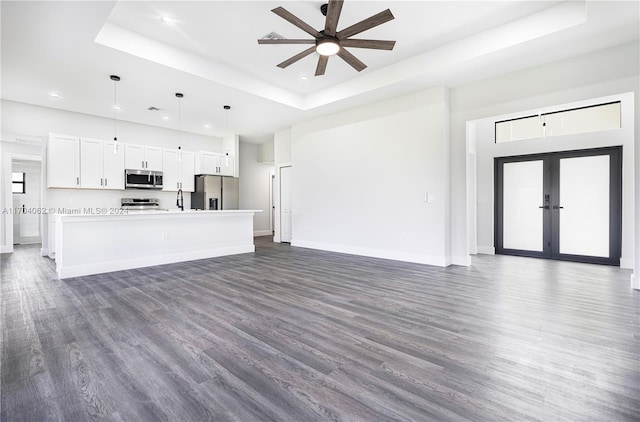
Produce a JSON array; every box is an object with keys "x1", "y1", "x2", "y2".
[{"x1": 53, "y1": 210, "x2": 261, "y2": 279}]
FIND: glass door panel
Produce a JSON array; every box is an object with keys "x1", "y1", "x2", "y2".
[
  {"x1": 495, "y1": 147, "x2": 621, "y2": 266},
  {"x1": 558, "y1": 155, "x2": 610, "y2": 257},
  {"x1": 502, "y1": 160, "x2": 544, "y2": 251}
]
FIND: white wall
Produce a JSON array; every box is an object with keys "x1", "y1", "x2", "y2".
[
  {"x1": 470, "y1": 92, "x2": 634, "y2": 268},
  {"x1": 239, "y1": 141, "x2": 273, "y2": 236},
  {"x1": 450, "y1": 41, "x2": 639, "y2": 276},
  {"x1": 291, "y1": 86, "x2": 452, "y2": 266}
]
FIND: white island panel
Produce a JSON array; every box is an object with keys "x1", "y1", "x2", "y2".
[{"x1": 54, "y1": 210, "x2": 260, "y2": 278}]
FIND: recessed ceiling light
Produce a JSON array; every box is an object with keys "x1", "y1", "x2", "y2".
[
  {"x1": 161, "y1": 16, "x2": 174, "y2": 24},
  {"x1": 204, "y1": 124, "x2": 211, "y2": 129},
  {"x1": 299, "y1": 75, "x2": 308, "y2": 81},
  {"x1": 162, "y1": 116, "x2": 169, "y2": 120},
  {"x1": 112, "y1": 105, "x2": 121, "y2": 110},
  {"x1": 49, "y1": 92, "x2": 61, "y2": 99}
]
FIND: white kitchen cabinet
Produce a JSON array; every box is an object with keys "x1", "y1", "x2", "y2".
[
  {"x1": 125, "y1": 144, "x2": 162, "y2": 171},
  {"x1": 219, "y1": 153, "x2": 234, "y2": 176},
  {"x1": 195, "y1": 151, "x2": 234, "y2": 176},
  {"x1": 80, "y1": 138, "x2": 102, "y2": 189},
  {"x1": 48, "y1": 134, "x2": 80, "y2": 188},
  {"x1": 80, "y1": 138, "x2": 124, "y2": 189},
  {"x1": 162, "y1": 149, "x2": 195, "y2": 192},
  {"x1": 103, "y1": 142, "x2": 125, "y2": 189},
  {"x1": 181, "y1": 151, "x2": 195, "y2": 191}
]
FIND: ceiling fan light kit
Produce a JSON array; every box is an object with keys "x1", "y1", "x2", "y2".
[
  {"x1": 258, "y1": 0, "x2": 396, "y2": 76},
  {"x1": 316, "y1": 37, "x2": 340, "y2": 56}
]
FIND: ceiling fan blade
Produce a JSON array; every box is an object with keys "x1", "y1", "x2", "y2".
[
  {"x1": 336, "y1": 9, "x2": 394, "y2": 39},
  {"x1": 272, "y1": 6, "x2": 321, "y2": 38},
  {"x1": 337, "y1": 49, "x2": 367, "y2": 72},
  {"x1": 315, "y1": 56, "x2": 329, "y2": 76},
  {"x1": 277, "y1": 46, "x2": 316, "y2": 69},
  {"x1": 340, "y1": 39, "x2": 396, "y2": 50},
  {"x1": 258, "y1": 39, "x2": 316, "y2": 45},
  {"x1": 324, "y1": 0, "x2": 344, "y2": 37}
]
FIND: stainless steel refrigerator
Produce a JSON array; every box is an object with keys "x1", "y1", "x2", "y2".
[{"x1": 191, "y1": 175, "x2": 239, "y2": 210}]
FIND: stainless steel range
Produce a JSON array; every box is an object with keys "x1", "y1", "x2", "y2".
[{"x1": 121, "y1": 198, "x2": 166, "y2": 211}]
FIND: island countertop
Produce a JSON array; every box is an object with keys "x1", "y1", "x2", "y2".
[{"x1": 53, "y1": 209, "x2": 262, "y2": 279}]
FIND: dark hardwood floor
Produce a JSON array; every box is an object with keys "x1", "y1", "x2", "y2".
[{"x1": 1, "y1": 237, "x2": 639, "y2": 421}]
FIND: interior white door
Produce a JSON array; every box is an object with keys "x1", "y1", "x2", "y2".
[
  {"x1": 502, "y1": 160, "x2": 544, "y2": 251},
  {"x1": 558, "y1": 155, "x2": 610, "y2": 257},
  {"x1": 280, "y1": 166, "x2": 292, "y2": 243}
]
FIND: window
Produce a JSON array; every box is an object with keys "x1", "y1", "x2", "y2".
[
  {"x1": 12, "y1": 172, "x2": 25, "y2": 194},
  {"x1": 495, "y1": 101, "x2": 621, "y2": 143}
]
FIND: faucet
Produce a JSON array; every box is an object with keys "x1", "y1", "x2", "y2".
[{"x1": 176, "y1": 188, "x2": 184, "y2": 211}]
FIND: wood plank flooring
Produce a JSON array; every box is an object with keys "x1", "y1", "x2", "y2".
[{"x1": 1, "y1": 237, "x2": 639, "y2": 421}]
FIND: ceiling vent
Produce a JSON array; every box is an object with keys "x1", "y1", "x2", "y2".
[
  {"x1": 261, "y1": 31, "x2": 285, "y2": 40},
  {"x1": 147, "y1": 106, "x2": 163, "y2": 111}
]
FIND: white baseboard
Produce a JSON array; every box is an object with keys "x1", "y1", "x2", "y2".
[
  {"x1": 477, "y1": 246, "x2": 495, "y2": 255},
  {"x1": 41, "y1": 246, "x2": 49, "y2": 257},
  {"x1": 452, "y1": 255, "x2": 472, "y2": 266},
  {"x1": 292, "y1": 239, "x2": 450, "y2": 267},
  {"x1": 619, "y1": 257, "x2": 633, "y2": 269},
  {"x1": 253, "y1": 230, "x2": 272, "y2": 237},
  {"x1": 56, "y1": 245, "x2": 255, "y2": 279},
  {"x1": 0, "y1": 245, "x2": 12, "y2": 253},
  {"x1": 631, "y1": 274, "x2": 639, "y2": 290}
]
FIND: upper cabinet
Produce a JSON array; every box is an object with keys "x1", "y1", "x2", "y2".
[
  {"x1": 125, "y1": 144, "x2": 162, "y2": 171},
  {"x1": 48, "y1": 134, "x2": 80, "y2": 188},
  {"x1": 80, "y1": 138, "x2": 125, "y2": 190},
  {"x1": 195, "y1": 151, "x2": 234, "y2": 176},
  {"x1": 47, "y1": 133, "x2": 235, "y2": 191},
  {"x1": 162, "y1": 149, "x2": 195, "y2": 192}
]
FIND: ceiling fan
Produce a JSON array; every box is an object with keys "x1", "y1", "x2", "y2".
[{"x1": 257, "y1": 0, "x2": 396, "y2": 76}]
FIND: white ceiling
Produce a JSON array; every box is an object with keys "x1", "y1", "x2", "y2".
[{"x1": 1, "y1": 1, "x2": 638, "y2": 144}]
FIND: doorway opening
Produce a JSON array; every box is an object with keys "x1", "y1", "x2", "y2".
[
  {"x1": 11, "y1": 158, "x2": 43, "y2": 246},
  {"x1": 495, "y1": 147, "x2": 622, "y2": 265}
]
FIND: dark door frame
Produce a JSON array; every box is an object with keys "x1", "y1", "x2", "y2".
[{"x1": 495, "y1": 146, "x2": 622, "y2": 266}]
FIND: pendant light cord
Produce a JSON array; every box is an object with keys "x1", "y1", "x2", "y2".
[
  {"x1": 113, "y1": 80, "x2": 117, "y2": 142},
  {"x1": 111, "y1": 75, "x2": 120, "y2": 154}
]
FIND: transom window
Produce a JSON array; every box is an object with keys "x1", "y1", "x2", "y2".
[{"x1": 495, "y1": 101, "x2": 621, "y2": 143}]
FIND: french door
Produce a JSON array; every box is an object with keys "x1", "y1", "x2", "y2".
[{"x1": 495, "y1": 147, "x2": 622, "y2": 265}]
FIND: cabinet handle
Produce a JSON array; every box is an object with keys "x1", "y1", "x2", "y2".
[
  {"x1": 76, "y1": 177, "x2": 79, "y2": 185},
  {"x1": 100, "y1": 178, "x2": 103, "y2": 186},
  {"x1": 105, "y1": 178, "x2": 107, "y2": 187},
  {"x1": 145, "y1": 161, "x2": 148, "y2": 168},
  {"x1": 142, "y1": 160, "x2": 144, "y2": 168}
]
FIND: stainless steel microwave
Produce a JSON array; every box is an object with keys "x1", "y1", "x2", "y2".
[{"x1": 125, "y1": 169, "x2": 163, "y2": 190}]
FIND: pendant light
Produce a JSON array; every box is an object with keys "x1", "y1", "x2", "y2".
[
  {"x1": 110, "y1": 75, "x2": 120, "y2": 154},
  {"x1": 176, "y1": 92, "x2": 183, "y2": 161}
]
